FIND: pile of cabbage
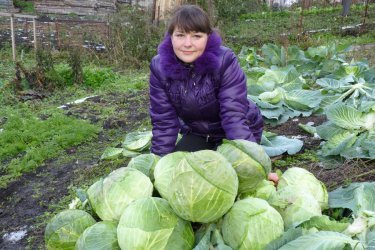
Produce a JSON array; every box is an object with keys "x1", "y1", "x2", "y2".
[{"x1": 45, "y1": 139, "x2": 374, "y2": 250}]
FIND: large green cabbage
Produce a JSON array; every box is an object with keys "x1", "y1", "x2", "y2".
[
  {"x1": 45, "y1": 209, "x2": 96, "y2": 250},
  {"x1": 154, "y1": 150, "x2": 238, "y2": 223},
  {"x1": 75, "y1": 221, "x2": 120, "y2": 250},
  {"x1": 217, "y1": 139, "x2": 271, "y2": 194},
  {"x1": 275, "y1": 186, "x2": 322, "y2": 229},
  {"x1": 87, "y1": 167, "x2": 153, "y2": 221},
  {"x1": 127, "y1": 153, "x2": 160, "y2": 181},
  {"x1": 278, "y1": 167, "x2": 328, "y2": 209},
  {"x1": 117, "y1": 197, "x2": 194, "y2": 250},
  {"x1": 222, "y1": 197, "x2": 284, "y2": 250}
]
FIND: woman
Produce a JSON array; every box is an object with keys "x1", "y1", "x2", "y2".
[{"x1": 149, "y1": 5, "x2": 263, "y2": 157}]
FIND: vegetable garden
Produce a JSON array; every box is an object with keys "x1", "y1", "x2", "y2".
[{"x1": 0, "y1": 2, "x2": 375, "y2": 249}]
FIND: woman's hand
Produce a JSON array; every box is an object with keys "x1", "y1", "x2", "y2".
[{"x1": 268, "y1": 172, "x2": 279, "y2": 186}]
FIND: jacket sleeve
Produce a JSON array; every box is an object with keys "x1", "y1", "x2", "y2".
[
  {"x1": 149, "y1": 58, "x2": 180, "y2": 156},
  {"x1": 218, "y1": 49, "x2": 262, "y2": 143}
]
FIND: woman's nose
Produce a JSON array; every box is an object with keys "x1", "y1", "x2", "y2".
[{"x1": 183, "y1": 36, "x2": 192, "y2": 46}]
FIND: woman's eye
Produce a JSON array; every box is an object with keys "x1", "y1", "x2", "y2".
[{"x1": 194, "y1": 35, "x2": 202, "y2": 38}]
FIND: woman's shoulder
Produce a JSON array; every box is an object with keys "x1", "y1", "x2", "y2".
[
  {"x1": 218, "y1": 46, "x2": 239, "y2": 71},
  {"x1": 150, "y1": 55, "x2": 162, "y2": 73}
]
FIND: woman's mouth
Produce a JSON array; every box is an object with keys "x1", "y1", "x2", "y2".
[{"x1": 182, "y1": 51, "x2": 194, "y2": 55}]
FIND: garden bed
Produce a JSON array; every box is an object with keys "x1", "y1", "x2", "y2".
[{"x1": 1, "y1": 87, "x2": 374, "y2": 249}]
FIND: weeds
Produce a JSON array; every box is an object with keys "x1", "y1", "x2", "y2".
[{"x1": 0, "y1": 111, "x2": 100, "y2": 188}]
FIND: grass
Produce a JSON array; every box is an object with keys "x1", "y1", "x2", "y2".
[
  {"x1": 0, "y1": 47, "x2": 150, "y2": 189},
  {"x1": 0, "y1": 109, "x2": 100, "y2": 188}
]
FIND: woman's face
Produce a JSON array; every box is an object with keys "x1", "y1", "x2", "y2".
[{"x1": 171, "y1": 29, "x2": 208, "y2": 63}]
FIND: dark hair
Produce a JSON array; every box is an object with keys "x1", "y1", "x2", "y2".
[{"x1": 167, "y1": 5, "x2": 212, "y2": 35}]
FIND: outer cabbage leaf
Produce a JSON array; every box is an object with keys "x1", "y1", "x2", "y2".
[
  {"x1": 222, "y1": 197, "x2": 284, "y2": 250},
  {"x1": 154, "y1": 150, "x2": 238, "y2": 223},
  {"x1": 75, "y1": 221, "x2": 120, "y2": 250},
  {"x1": 284, "y1": 90, "x2": 322, "y2": 111},
  {"x1": 316, "y1": 78, "x2": 346, "y2": 90},
  {"x1": 261, "y1": 44, "x2": 286, "y2": 66},
  {"x1": 261, "y1": 135, "x2": 303, "y2": 157},
  {"x1": 45, "y1": 209, "x2": 96, "y2": 250},
  {"x1": 299, "y1": 215, "x2": 349, "y2": 232},
  {"x1": 122, "y1": 131, "x2": 152, "y2": 151},
  {"x1": 117, "y1": 197, "x2": 194, "y2": 250},
  {"x1": 325, "y1": 103, "x2": 364, "y2": 130},
  {"x1": 316, "y1": 121, "x2": 347, "y2": 140},
  {"x1": 298, "y1": 123, "x2": 317, "y2": 135},
  {"x1": 287, "y1": 46, "x2": 308, "y2": 64},
  {"x1": 100, "y1": 147, "x2": 124, "y2": 160},
  {"x1": 217, "y1": 139, "x2": 271, "y2": 194},
  {"x1": 278, "y1": 231, "x2": 364, "y2": 250},
  {"x1": 87, "y1": 168, "x2": 153, "y2": 221},
  {"x1": 320, "y1": 130, "x2": 358, "y2": 156},
  {"x1": 265, "y1": 228, "x2": 304, "y2": 250},
  {"x1": 329, "y1": 182, "x2": 375, "y2": 215}
]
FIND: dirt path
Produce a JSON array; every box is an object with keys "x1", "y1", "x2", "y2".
[{"x1": 0, "y1": 90, "x2": 149, "y2": 249}]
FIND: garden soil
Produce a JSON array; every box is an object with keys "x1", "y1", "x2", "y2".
[{"x1": 0, "y1": 89, "x2": 374, "y2": 249}]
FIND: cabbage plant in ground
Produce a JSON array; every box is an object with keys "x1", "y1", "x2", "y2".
[
  {"x1": 87, "y1": 167, "x2": 153, "y2": 221},
  {"x1": 246, "y1": 66, "x2": 323, "y2": 126},
  {"x1": 117, "y1": 197, "x2": 194, "y2": 250},
  {"x1": 241, "y1": 43, "x2": 374, "y2": 126},
  {"x1": 154, "y1": 150, "x2": 238, "y2": 223},
  {"x1": 316, "y1": 103, "x2": 375, "y2": 159}
]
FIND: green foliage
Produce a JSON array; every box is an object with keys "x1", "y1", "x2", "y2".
[
  {"x1": 69, "y1": 48, "x2": 84, "y2": 85},
  {"x1": 109, "y1": 6, "x2": 163, "y2": 67},
  {"x1": 0, "y1": 111, "x2": 100, "y2": 188},
  {"x1": 83, "y1": 66, "x2": 119, "y2": 88},
  {"x1": 13, "y1": 0, "x2": 35, "y2": 13}
]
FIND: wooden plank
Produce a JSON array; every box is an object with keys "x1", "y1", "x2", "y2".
[{"x1": 0, "y1": 12, "x2": 38, "y2": 18}]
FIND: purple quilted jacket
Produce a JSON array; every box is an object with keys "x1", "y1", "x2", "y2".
[{"x1": 149, "y1": 32, "x2": 263, "y2": 156}]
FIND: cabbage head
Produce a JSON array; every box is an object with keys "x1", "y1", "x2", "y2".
[
  {"x1": 217, "y1": 139, "x2": 271, "y2": 194},
  {"x1": 87, "y1": 167, "x2": 153, "y2": 221},
  {"x1": 274, "y1": 186, "x2": 322, "y2": 229},
  {"x1": 222, "y1": 197, "x2": 284, "y2": 250},
  {"x1": 45, "y1": 209, "x2": 96, "y2": 250},
  {"x1": 127, "y1": 153, "x2": 160, "y2": 181},
  {"x1": 117, "y1": 197, "x2": 194, "y2": 250},
  {"x1": 278, "y1": 167, "x2": 328, "y2": 209},
  {"x1": 154, "y1": 150, "x2": 238, "y2": 223},
  {"x1": 240, "y1": 180, "x2": 277, "y2": 202},
  {"x1": 75, "y1": 221, "x2": 120, "y2": 250}
]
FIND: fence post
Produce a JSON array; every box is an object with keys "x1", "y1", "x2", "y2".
[
  {"x1": 10, "y1": 14, "x2": 16, "y2": 61},
  {"x1": 33, "y1": 18, "x2": 37, "y2": 50}
]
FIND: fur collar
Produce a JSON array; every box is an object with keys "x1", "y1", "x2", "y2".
[{"x1": 158, "y1": 31, "x2": 222, "y2": 80}]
